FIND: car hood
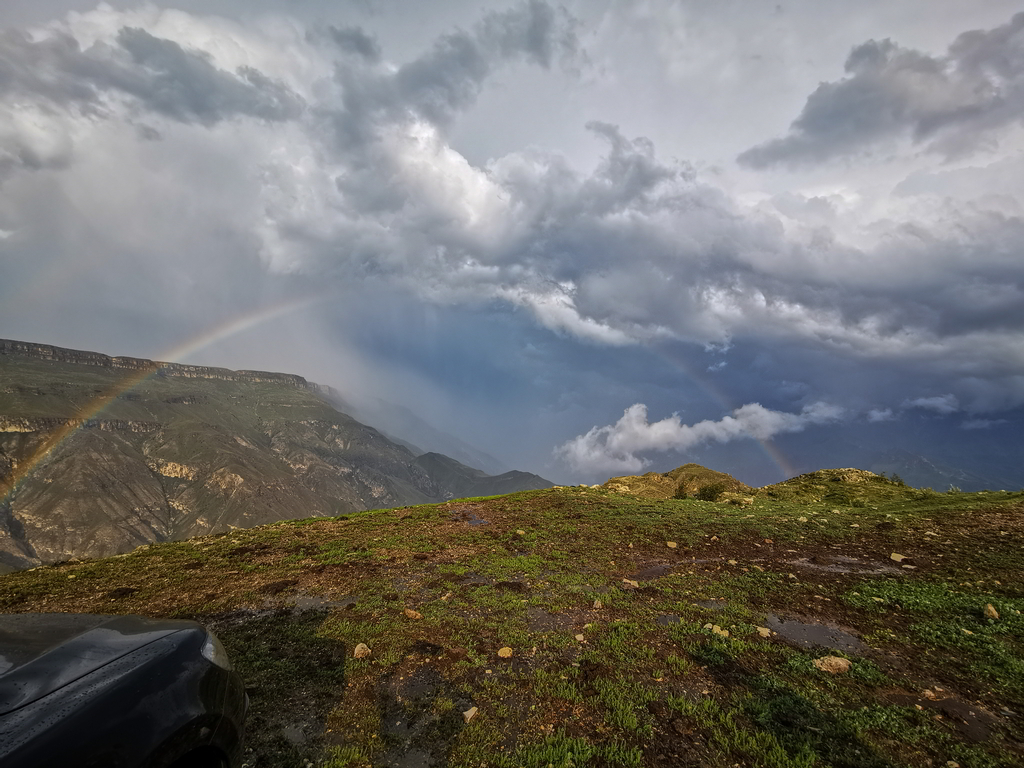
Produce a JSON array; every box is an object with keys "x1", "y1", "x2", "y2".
[{"x1": 0, "y1": 614, "x2": 197, "y2": 715}]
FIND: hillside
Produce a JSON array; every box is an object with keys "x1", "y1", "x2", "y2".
[
  {"x1": 1, "y1": 478, "x2": 1021, "y2": 768},
  {"x1": 603, "y1": 463, "x2": 753, "y2": 500},
  {"x1": 0, "y1": 339, "x2": 551, "y2": 571}
]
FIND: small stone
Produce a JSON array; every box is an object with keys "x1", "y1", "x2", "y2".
[
  {"x1": 703, "y1": 623, "x2": 714, "y2": 630},
  {"x1": 711, "y1": 625, "x2": 729, "y2": 638},
  {"x1": 946, "y1": 762, "x2": 960, "y2": 768},
  {"x1": 404, "y1": 608, "x2": 423, "y2": 620},
  {"x1": 441, "y1": 591, "x2": 453, "y2": 601},
  {"x1": 666, "y1": 541, "x2": 678, "y2": 549},
  {"x1": 593, "y1": 599, "x2": 603, "y2": 609},
  {"x1": 497, "y1": 647, "x2": 513, "y2": 658},
  {"x1": 961, "y1": 628, "x2": 974, "y2": 635},
  {"x1": 516, "y1": 530, "x2": 525, "y2": 535},
  {"x1": 710, "y1": 536, "x2": 719, "y2": 542},
  {"x1": 353, "y1": 643, "x2": 371, "y2": 659},
  {"x1": 727, "y1": 559, "x2": 738, "y2": 565},
  {"x1": 622, "y1": 578, "x2": 640, "y2": 588},
  {"x1": 984, "y1": 603, "x2": 999, "y2": 620},
  {"x1": 756, "y1": 627, "x2": 771, "y2": 638},
  {"x1": 812, "y1": 656, "x2": 852, "y2": 674},
  {"x1": 890, "y1": 553, "x2": 907, "y2": 563},
  {"x1": 575, "y1": 634, "x2": 585, "y2": 642},
  {"x1": 463, "y1": 706, "x2": 478, "y2": 723},
  {"x1": 798, "y1": 516, "x2": 808, "y2": 523}
]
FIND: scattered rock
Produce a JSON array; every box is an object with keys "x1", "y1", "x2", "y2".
[
  {"x1": 497, "y1": 647, "x2": 513, "y2": 658},
  {"x1": 593, "y1": 599, "x2": 602, "y2": 609},
  {"x1": 812, "y1": 656, "x2": 852, "y2": 674},
  {"x1": 727, "y1": 559, "x2": 738, "y2": 565},
  {"x1": 575, "y1": 634, "x2": 585, "y2": 642},
  {"x1": 462, "y1": 706, "x2": 478, "y2": 723},
  {"x1": 710, "y1": 536, "x2": 719, "y2": 542},
  {"x1": 756, "y1": 627, "x2": 771, "y2": 638},
  {"x1": 622, "y1": 578, "x2": 640, "y2": 589},
  {"x1": 516, "y1": 530, "x2": 525, "y2": 535},
  {"x1": 798, "y1": 517, "x2": 808, "y2": 523},
  {"x1": 353, "y1": 643, "x2": 371, "y2": 659},
  {"x1": 666, "y1": 541, "x2": 677, "y2": 549},
  {"x1": 890, "y1": 553, "x2": 912, "y2": 564},
  {"x1": 704, "y1": 623, "x2": 729, "y2": 638},
  {"x1": 404, "y1": 608, "x2": 423, "y2": 620},
  {"x1": 984, "y1": 603, "x2": 999, "y2": 620}
]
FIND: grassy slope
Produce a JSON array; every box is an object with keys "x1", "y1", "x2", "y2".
[{"x1": 1, "y1": 477, "x2": 1022, "y2": 768}]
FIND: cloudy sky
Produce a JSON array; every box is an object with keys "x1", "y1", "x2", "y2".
[{"x1": 2, "y1": 1, "x2": 1023, "y2": 485}]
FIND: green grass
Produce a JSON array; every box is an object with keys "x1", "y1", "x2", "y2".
[{"x1": 2, "y1": 479, "x2": 1023, "y2": 767}]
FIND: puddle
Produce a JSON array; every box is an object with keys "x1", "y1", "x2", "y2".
[
  {"x1": 764, "y1": 614, "x2": 867, "y2": 654},
  {"x1": 458, "y1": 573, "x2": 494, "y2": 587},
  {"x1": 452, "y1": 509, "x2": 489, "y2": 526},
  {"x1": 656, "y1": 615, "x2": 681, "y2": 626},
  {"x1": 784, "y1": 555, "x2": 903, "y2": 575},
  {"x1": 627, "y1": 563, "x2": 675, "y2": 582},
  {"x1": 291, "y1": 593, "x2": 357, "y2": 611}
]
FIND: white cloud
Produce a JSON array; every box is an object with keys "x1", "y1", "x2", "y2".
[
  {"x1": 962, "y1": 418, "x2": 1008, "y2": 430},
  {"x1": 867, "y1": 407, "x2": 894, "y2": 422},
  {"x1": 555, "y1": 401, "x2": 845, "y2": 475},
  {"x1": 903, "y1": 394, "x2": 960, "y2": 414}
]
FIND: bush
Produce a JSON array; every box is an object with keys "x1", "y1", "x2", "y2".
[
  {"x1": 694, "y1": 482, "x2": 726, "y2": 502},
  {"x1": 673, "y1": 484, "x2": 688, "y2": 499}
]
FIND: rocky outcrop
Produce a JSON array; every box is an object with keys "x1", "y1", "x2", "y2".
[{"x1": 0, "y1": 338, "x2": 338, "y2": 395}]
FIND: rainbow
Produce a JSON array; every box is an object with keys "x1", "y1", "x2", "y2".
[
  {"x1": 1, "y1": 294, "x2": 329, "y2": 504},
  {"x1": 650, "y1": 344, "x2": 798, "y2": 481}
]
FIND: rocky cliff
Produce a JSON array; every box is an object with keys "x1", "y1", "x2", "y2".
[{"x1": 0, "y1": 339, "x2": 551, "y2": 571}]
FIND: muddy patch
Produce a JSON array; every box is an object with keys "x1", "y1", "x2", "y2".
[
  {"x1": 887, "y1": 693, "x2": 998, "y2": 742},
  {"x1": 764, "y1": 613, "x2": 867, "y2": 654},
  {"x1": 628, "y1": 563, "x2": 675, "y2": 581},
  {"x1": 375, "y1": 659, "x2": 473, "y2": 767},
  {"x1": 526, "y1": 606, "x2": 576, "y2": 632},
  {"x1": 656, "y1": 614, "x2": 682, "y2": 626},
  {"x1": 783, "y1": 555, "x2": 903, "y2": 576}
]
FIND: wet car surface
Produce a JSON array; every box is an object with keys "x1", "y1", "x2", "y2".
[{"x1": 0, "y1": 613, "x2": 247, "y2": 768}]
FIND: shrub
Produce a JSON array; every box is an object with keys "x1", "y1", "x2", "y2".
[
  {"x1": 695, "y1": 482, "x2": 726, "y2": 502},
  {"x1": 673, "y1": 484, "x2": 688, "y2": 499}
]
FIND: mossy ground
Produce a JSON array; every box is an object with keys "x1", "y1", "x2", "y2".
[{"x1": 2, "y1": 475, "x2": 1023, "y2": 767}]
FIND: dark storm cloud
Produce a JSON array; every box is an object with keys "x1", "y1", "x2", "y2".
[
  {"x1": 326, "y1": 26, "x2": 381, "y2": 62},
  {"x1": 324, "y1": 0, "x2": 577, "y2": 139},
  {"x1": 739, "y1": 12, "x2": 1024, "y2": 167},
  {"x1": 0, "y1": 26, "x2": 303, "y2": 126}
]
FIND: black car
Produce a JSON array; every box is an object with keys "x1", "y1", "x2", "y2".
[{"x1": 0, "y1": 613, "x2": 247, "y2": 768}]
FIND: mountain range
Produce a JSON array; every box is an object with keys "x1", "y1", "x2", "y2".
[{"x1": 0, "y1": 338, "x2": 551, "y2": 572}]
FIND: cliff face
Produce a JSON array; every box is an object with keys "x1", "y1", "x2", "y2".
[{"x1": 0, "y1": 339, "x2": 550, "y2": 571}]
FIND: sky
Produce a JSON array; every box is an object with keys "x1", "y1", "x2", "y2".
[{"x1": 2, "y1": 1, "x2": 1024, "y2": 486}]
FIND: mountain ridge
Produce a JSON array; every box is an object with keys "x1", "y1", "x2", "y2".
[{"x1": 0, "y1": 338, "x2": 552, "y2": 572}]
